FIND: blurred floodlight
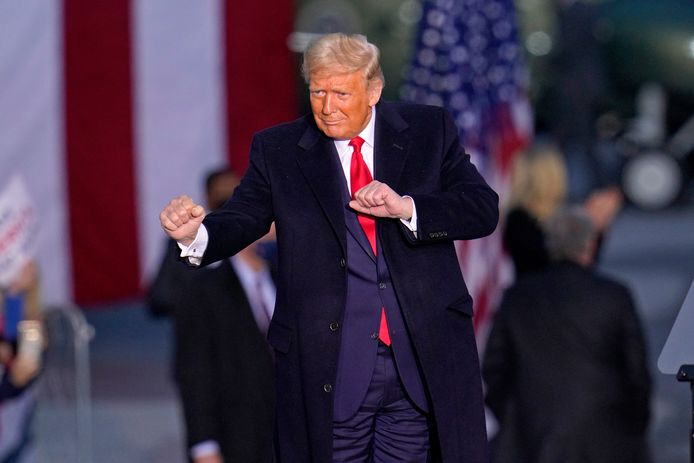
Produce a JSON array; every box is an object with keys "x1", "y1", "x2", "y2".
[{"x1": 525, "y1": 31, "x2": 552, "y2": 56}]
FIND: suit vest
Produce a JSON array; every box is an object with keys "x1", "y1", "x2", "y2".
[{"x1": 332, "y1": 158, "x2": 428, "y2": 422}]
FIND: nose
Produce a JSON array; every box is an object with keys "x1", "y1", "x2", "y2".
[{"x1": 322, "y1": 94, "x2": 335, "y2": 115}]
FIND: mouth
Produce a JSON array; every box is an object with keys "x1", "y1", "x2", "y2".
[{"x1": 321, "y1": 119, "x2": 344, "y2": 126}]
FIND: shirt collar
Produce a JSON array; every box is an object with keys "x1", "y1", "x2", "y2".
[{"x1": 333, "y1": 106, "x2": 377, "y2": 152}]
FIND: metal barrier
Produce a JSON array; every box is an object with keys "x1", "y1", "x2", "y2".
[{"x1": 34, "y1": 305, "x2": 95, "y2": 463}]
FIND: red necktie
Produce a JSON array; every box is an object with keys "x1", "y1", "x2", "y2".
[{"x1": 349, "y1": 137, "x2": 391, "y2": 346}]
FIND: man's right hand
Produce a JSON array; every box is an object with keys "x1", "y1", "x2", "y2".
[{"x1": 159, "y1": 195, "x2": 206, "y2": 246}]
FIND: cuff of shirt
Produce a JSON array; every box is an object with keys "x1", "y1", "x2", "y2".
[
  {"x1": 177, "y1": 224, "x2": 209, "y2": 266},
  {"x1": 190, "y1": 440, "x2": 220, "y2": 459},
  {"x1": 399, "y1": 196, "x2": 418, "y2": 237}
]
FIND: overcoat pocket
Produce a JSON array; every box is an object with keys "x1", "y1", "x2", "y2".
[{"x1": 446, "y1": 294, "x2": 474, "y2": 318}]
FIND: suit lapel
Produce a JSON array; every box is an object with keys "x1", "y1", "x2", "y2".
[{"x1": 296, "y1": 124, "x2": 347, "y2": 254}]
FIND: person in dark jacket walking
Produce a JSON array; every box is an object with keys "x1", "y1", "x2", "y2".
[{"x1": 484, "y1": 206, "x2": 651, "y2": 463}]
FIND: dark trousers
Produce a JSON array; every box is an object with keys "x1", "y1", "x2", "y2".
[{"x1": 332, "y1": 343, "x2": 430, "y2": 463}]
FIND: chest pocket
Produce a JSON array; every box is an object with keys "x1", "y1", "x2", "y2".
[{"x1": 446, "y1": 294, "x2": 474, "y2": 318}]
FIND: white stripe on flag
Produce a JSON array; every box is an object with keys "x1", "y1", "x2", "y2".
[
  {"x1": 0, "y1": 1, "x2": 70, "y2": 305},
  {"x1": 132, "y1": 0, "x2": 227, "y2": 284}
]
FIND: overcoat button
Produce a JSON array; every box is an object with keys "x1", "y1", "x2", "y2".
[
  {"x1": 379, "y1": 282, "x2": 386, "y2": 289},
  {"x1": 323, "y1": 383, "x2": 333, "y2": 393},
  {"x1": 329, "y1": 322, "x2": 339, "y2": 332},
  {"x1": 370, "y1": 332, "x2": 379, "y2": 340},
  {"x1": 339, "y1": 258, "x2": 346, "y2": 268}
]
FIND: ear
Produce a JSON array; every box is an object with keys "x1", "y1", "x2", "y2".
[
  {"x1": 577, "y1": 237, "x2": 598, "y2": 267},
  {"x1": 367, "y1": 79, "x2": 383, "y2": 107}
]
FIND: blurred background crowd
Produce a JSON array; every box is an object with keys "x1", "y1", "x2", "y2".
[{"x1": 0, "y1": 0, "x2": 693, "y2": 461}]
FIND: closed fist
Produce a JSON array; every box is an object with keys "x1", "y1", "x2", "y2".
[
  {"x1": 349, "y1": 180, "x2": 413, "y2": 220},
  {"x1": 159, "y1": 195, "x2": 206, "y2": 246}
]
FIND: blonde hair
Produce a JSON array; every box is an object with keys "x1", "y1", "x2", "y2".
[
  {"x1": 508, "y1": 144, "x2": 568, "y2": 221},
  {"x1": 302, "y1": 33, "x2": 385, "y2": 87}
]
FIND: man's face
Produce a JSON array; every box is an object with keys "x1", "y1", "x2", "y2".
[{"x1": 309, "y1": 69, "x2": 382, "y2": 140}]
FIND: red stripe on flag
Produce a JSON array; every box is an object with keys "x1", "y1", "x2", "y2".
[
  {"x1": 493, "y1": 104, "x2": 528, "y2": 172},
  {"x1": 223, "y1": 0, "x2": 297, "y2": 174},
  {"x1": 63, "y1": 0, "x2": 141, "y2": 305}
]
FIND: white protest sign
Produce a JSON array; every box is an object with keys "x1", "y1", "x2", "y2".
[{"x1": 0, "y1": 175, "x2": 37, "y2": 288}]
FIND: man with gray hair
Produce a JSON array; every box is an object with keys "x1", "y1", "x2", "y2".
[
  {"x1": 483, "y1": 206, "x2": 651, "y2": 463},
  {"x1": 545, "y1": 205, "x2": 599, "y2": 266},
  {"x1": 160, "y1": 33, "x2": 498, "y2": 462}
]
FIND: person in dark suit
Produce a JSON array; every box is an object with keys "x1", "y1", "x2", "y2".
[
  {"x1": 483, "y1": 206, "x2": 651, "y2": 463},
  {"x1": 148, "y1": 168, "x2": 275, "y2": 463},
  {"x1": 175, "y1": 239, "x2": 276, "y2": 463},
  {"x1": 159, "y1": 33, "x2": 498, "y2": 462}
]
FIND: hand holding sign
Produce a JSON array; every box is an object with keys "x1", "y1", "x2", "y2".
[{"x1": 0, "y1": 176, "x2": 37, "y2": 288}]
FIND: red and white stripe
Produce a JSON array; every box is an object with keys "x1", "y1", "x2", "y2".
[
  {"x1": 0, "y1": 1, "x2": 296, "y2": 307},
  {"x1": 458, "y1": 98, "x2": 533, "y2": 348}
]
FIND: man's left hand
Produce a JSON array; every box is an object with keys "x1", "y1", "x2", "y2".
[{"x1": 349, "y1": 181, "x2": 413, "y2": 220}]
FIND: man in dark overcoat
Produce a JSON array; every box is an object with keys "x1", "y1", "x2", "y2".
[
  {"x1": 160, "y1": 33, "x2": 498, "y2": 462},
  {"x1": 483, "y1": 206, "x2": 651, "y2": 463}
]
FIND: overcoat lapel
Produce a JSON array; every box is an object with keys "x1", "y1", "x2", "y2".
[
  {"x1": 296, "y1": 124, "x2": 347, "y2": 255},
  {"x1": 374, "y1": 102, "x2": 411, "y2": 190}
]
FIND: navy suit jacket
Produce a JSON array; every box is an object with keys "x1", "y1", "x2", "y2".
[{"x1": 200, "y1": 100, "x2": 498, "y2": 462}]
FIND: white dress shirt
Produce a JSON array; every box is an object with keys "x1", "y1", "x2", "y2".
[{"x1": 230, "y1": 255, "x2": 275, "y2": 335}]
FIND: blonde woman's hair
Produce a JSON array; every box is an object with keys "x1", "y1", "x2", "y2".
[
  {"x1": 302, "y1": 33, "x2": 385, "y2": 88},
  {"x1": 508, "y1": 143, "x2": 568, "y2": 221}
]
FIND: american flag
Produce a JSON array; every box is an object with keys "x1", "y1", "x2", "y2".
[
  {"x1": 402, "y1": 0, "x2": 532, "y2": 345},
  {"x1": 0, "y1": 1, "x2": 296, "y2": 307}
]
